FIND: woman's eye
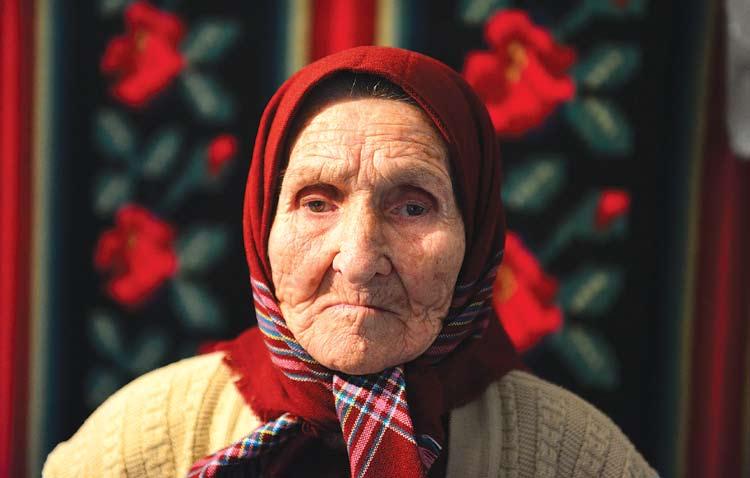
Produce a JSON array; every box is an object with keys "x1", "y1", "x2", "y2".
[
  {"x1": 393, "y1": 202, "x2": 429, "y2": 217},
  {"x1": 303, "y1": 199, "x2": 332, "y2": 213}
]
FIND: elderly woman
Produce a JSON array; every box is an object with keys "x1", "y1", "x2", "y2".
[{"x1": 44, "y1": 47, "x2": 656, "y2": 477}]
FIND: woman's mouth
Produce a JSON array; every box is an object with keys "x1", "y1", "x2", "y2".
[{"x1": 326, "y1": 303, "x2": 392, "y2": 314}]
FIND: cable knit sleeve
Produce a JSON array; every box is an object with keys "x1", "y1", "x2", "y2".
[
  {"x1": 42, "y1": 352, "x2": 260, "y2": 478},
  {"x1": 446, "y1": 370, "x2": 659, "y2": 478}
]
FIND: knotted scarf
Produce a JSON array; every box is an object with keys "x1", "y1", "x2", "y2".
[{"x1": 188, "y1": 46, "x2": 522, "y2": 478}]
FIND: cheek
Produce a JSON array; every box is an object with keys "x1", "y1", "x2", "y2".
[
  {"x1": 268, "y1": 215, "x2": 333, "y2": 307},
  {"x1": 390, "y1": 225, "x2": 465, "y2": 308}
]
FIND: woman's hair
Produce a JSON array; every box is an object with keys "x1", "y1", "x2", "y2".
[{"x1": 301, "y1": 72, "x2": 417, "y2": 111}]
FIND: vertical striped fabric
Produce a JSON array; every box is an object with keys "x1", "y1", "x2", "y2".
[{"x1": 0, "y1": 0, "x2": 33, "y2": 476}]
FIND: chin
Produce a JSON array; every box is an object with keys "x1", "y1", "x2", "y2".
[
  {"x1": 289, "y1": 307, "x2": 421, "y2": 375},
  {"x1": 321, "y1": 335, "x2": 390, "y2": 375},
  {"x1": 332, "y1": 363, "x2": 388, "y2": 376},
  {"x1": 331, "y1": 360, "x2": 387, "y2": 376}
]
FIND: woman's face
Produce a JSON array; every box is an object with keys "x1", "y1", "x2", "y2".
[{"x1": 268, "y1": 98, "x2": 465, "y2": 375}]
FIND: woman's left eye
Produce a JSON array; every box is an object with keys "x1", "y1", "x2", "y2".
[
  {"x1": 393, "y1": 202, "x2": 429, "y2": 217},
  {"x1": 302, "y1": 199, "x2": 334, "y2": 213}
]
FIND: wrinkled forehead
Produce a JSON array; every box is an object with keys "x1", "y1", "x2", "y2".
[
  {"x1": 289, "y1": 98, "x2": 448, "y2": 161},
  {"x1": 280, "y1": 100, "x2": 455, "y2": 206},
  {"x1": 285, "y1": 73, "x2": 428, "y2": 153},
  {"x1": 278, "y1": 73, "x2": 458, "y2": 204}
]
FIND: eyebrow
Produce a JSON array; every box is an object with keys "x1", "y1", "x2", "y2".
[{"x1": 383, "y1": 165, "x2": 452, "y2": 196}]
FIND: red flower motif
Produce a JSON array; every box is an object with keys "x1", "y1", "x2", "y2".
[
  {"x1": 101, "y1": 1, "x2": 186, "y2": 107},
  {"x1": 463, "y1": 10, "x2": 576, "y2": 137},
  {"x1": 595, "y1": 189, "x2": 630, "y2": 230},
  {"x1": 207, "y1": 134, "x2": 238, "y2": 176},
  {"x1": 493, "y1": 232, "x2": 563, "y2": 352},
  {"x1": 94, "y1": 204, "x2": 179, "y2": 306}
]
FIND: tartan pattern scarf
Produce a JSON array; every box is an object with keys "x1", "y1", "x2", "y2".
[
  {"x1": 188, "y1": 254, "x2": 502, "y2": 478},
  {"x1": 188, "y1": 46, "x2": 522, "y2": 478}
]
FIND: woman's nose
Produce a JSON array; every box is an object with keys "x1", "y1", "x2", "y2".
[{"x1": 331, "y1": 201, "x2": 392, "y2": 284}]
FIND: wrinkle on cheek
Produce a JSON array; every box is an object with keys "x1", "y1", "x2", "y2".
[
  {"x1": 275, "y1": 254, "x2": 326, "y2": 305},
  {"x1": 397, "y1": 230, "x2": 463, "y2": 304},
  {"x1": 270, "y1": 217, "x2": 327, "y2": 305}
]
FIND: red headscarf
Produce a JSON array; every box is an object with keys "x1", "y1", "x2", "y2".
[{"x1": 189, "y1": 46, "x2": 522, "y2": 478}]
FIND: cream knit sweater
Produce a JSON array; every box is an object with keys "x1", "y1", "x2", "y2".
[{"x1": 43, "y1": 352, "x2": 657, "y2": 477}]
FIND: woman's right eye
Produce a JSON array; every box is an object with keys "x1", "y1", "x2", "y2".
[{"x1": 302, "y1": 199, "x2": 334, "y2": 213}]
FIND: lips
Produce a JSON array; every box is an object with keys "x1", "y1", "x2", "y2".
[{"x1": 325, "y1": 303, "x2": 393, "y2": 314}]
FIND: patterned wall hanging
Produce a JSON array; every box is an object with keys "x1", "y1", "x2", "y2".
[
  {"x1": 88, "y1": 0, "x2": 246, "y2": 409},
  {"x1": 45, "y1": 1, "x2": 671, "y2": 474},
  {"x1": 456, "y1": 2, "x2": 645, "y2": 393}
]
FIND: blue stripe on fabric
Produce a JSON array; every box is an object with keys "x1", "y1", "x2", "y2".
[
  {"x1": 266, "y1": 343, "x2": 319, "y2": 364},
  {"x1": 282, "y1": 370, "x2": 331, "y2": 384}
]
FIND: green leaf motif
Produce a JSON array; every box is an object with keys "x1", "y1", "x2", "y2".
[
  {"x1": 171, "y1": 279, "x2": 225, "y2": 333},
  {"x1": 555, "y1": 0, "x2": 646, "y2": 40},
  {"x1": 458, "y1": 0, "x2": 512, "y2": 24},
  {"x1": 180, "y1": 71, "x2": 235, "y2": 122},
  {"x1": 142, "y1": 128, "x2": 183, "y2": 179},
  {"x1": 591, "y1": 213, "x2": 629, "y2": 241},
  {"x1": 94, "y1": 172, "x2": 132, "y2": 217},
  {"x1": 94, "y1": 109, "x2": 137, "y2": 158},
  {"x1": 182, "y1": 20, "x2": 241, "y2": 64},
  {"x1": 177, "y1": 226, "x2": 229, "y2": 273},
  {"x1": 587, "y1": 0, "x2": 647, "y2": 17},
  {"x1": 549, "y1": 325, "x2": 619, "y2": 389},
  {"x1": 559, "y1": 265, "x2": 624, "y2": 317},
  {"x1": 537, "y1": 191, "x2": 628, "y2": 264},
  {"x1": 127, "y1": 327, "x2": 170, "y2": 375},
  {"x1": 85, "y1": 366, "x2": 126, "y2": 409},
  {"x1": 564, "y1": 98, "x2": 633, "y2": 156},
  {"x1": 502, "y1": 156, "x2": 566, "y2": 213},
  {"x1": 158, "y1": 145, "x2": 207, "y2": 213},
  {"x1": 99, "y1": 0, "x2": 129, "y2": 17},
  {"x1": 537, "y1": 194, "x2": 596, "y2": 264},
  {"x1": 573, "y1": 44, "x2": 641, "y2": 91},
  {"x1": 88, "y1": 311, "x2": 125, "y2": 361}
]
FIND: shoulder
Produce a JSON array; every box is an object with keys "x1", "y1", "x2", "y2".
[
  {"x1": 447, "y1": 370, "x2": 659, "y2": 478},
  {"x1": 43, "y1": 352, "x2": 260, "y2": 478}
]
